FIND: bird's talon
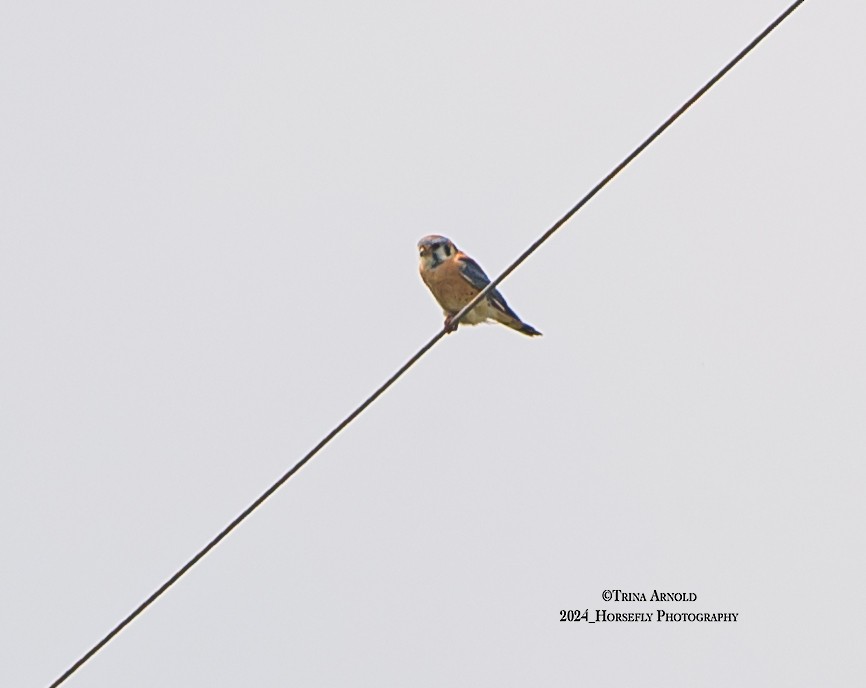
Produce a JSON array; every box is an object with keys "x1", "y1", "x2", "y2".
[{"x1": 444, "y1": 316, "x2": 458, "y2": 333}]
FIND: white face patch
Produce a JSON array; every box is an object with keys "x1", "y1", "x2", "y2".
[
  {"x1": 419, "y1": 250, "x2": 439, "y2": 271},
  {"x1": 418, "y1": 239, "x2": 454, "y2": 272},
  {"x1": 430, "y1": 243, "x2": 452, "y2": 266}
]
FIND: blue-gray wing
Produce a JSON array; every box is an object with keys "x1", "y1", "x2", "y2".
[
  {"x1": 457, "y1": 256, "x2": 491, "y2": 290},
  {"x1": 457, "y1": 256, "x2": 521, "y2": 319}
]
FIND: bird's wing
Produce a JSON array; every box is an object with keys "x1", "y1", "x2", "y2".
[
  {"x1": 456, "y1": 255, "x2": 491, "y2": 290},
  {"x1": 457, "y1": 256, "x2": 520, "y2": 319}
]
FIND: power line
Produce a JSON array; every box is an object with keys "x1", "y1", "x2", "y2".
[{"x1": 48, "y1": 2, "x2": 806, "y2": 685}]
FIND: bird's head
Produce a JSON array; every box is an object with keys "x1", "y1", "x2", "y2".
[{"x1": 418, "y1": 235, "x2": 456, "y2": 270}]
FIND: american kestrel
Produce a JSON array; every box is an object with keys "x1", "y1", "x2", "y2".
[{"x1": 417, "y1": 235, "x2": 542, "y2": 337}]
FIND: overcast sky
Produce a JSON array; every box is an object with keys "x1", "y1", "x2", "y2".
[{"x1": 2, "y1": 1, "x2": 865, "y2": 686}]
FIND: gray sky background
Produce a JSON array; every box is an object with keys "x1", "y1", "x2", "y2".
[{"x1": 2, "y1": 1, "x2": 864, "y2": 686}]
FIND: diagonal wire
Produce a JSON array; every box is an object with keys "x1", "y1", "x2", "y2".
[{"x1": 48, "y1": 1, "x2": 805, "y2": 685}]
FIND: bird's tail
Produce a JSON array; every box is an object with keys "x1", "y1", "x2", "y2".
[
  {"x1": 496, "y1": 311, "x2": 542, "y2": 337},
  {"x1": 514, "y1": 321, "x2": 542, "y2": 337},
  {"x1": 488, "y1": 298, "x2": 542, "y2": 337}
]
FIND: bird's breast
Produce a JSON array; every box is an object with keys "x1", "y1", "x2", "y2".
[{"x1": 421, "y1": 260, "x2": 480, "y2": 314}]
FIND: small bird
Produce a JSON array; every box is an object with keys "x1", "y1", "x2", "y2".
[{"x1": 417, "y1": 235, "x2": 541, "y2": 336}]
